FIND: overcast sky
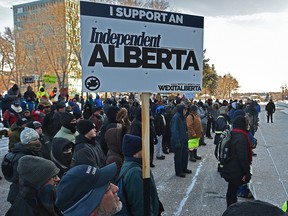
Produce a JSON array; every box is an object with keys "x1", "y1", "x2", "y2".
[{"x1": 1, "y1": 0, "x2": 288, "y2": 93}]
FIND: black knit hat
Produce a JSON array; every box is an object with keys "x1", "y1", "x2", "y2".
[
  {"x1": 26, "y1": 121, "x2": 42, "y2": 129},
  {"x1": 60, "y1": 112, "x2": 76, "y2": 126},
  {"x1": 17, "y1": 155, "x2": 59, "y2": 187},
  {"x1": 77, "y1": 120, "x2": 95, "y2": 135},
  {"x1": 122, "y1": 134, "x2": 142, "y2": 157},
  {"x1": 16, "y1": 117, "x2": 29, "y2": 127}
]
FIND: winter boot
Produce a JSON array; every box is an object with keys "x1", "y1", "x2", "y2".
[
  {"x1": 194, "y1": 149, "x2": 202, "y2": 160},
  {"x1": 189, "y1": 151, "x2": 196, "y2": 162}
]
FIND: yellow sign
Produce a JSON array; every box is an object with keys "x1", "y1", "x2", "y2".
[{"x1": 43, "y1": 74, "x2": 57, "y2": 84}]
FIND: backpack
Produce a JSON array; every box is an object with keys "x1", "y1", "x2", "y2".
[
  {"x1": 1, "y1": 152, "x2": 17, "y2": 182},
  {"x1": 114, "y1": 163, "x2": 137, "y2": 216},
  {"x1": 215, "y1": 128, "x2": 232, "y2": 163}
]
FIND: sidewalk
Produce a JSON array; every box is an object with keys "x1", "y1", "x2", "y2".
[{"x1": 250, "y1": 104, "x2": 288, "y2": 207}]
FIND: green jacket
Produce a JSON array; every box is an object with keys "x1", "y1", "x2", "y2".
[
  {"x1": 8, "y1": 122, "x2": 22, "y2": 151},
  {"x1": 119, "y1": 157, "x2": 160, "y2": 216},
  {"x1": 54, "y1": 126, "x2": 78, "y2": 144}
]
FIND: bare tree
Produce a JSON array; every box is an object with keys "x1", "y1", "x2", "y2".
[
  {"x1": 216, "y1": 73, "x2": 239, "y2": 99},
  {"x1": 16, "y1": 1, "x2": 82, "y2": 89},
  {"x1": 0, "y1": 28, "x2": 27, "y2": 90}
]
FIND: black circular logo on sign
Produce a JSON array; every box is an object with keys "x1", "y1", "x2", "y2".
[{"x1": 85, "y1": 76, "x2": 100, "y2": 91}]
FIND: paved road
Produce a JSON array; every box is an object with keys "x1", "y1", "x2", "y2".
[{"x1": 0, "y1": 103, "x2": 287, "y2": 215}]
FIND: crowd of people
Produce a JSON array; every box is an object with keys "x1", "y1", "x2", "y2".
[{"x1": 0, "y1": 83, "x2": 283, "y2": 215}]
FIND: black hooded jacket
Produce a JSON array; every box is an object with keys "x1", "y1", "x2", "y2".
[
  {"x1": 221, "y1": 116, "x2": 252, "y2": 185},
  {"x1": 98, "y1": 106, "x2": 120, "y2": 155},
  {"x1": 51, "y1": 137, "x2": 73, "y2": 178},
  {"x1": 72, "y1": 134, "x2": 106, "y2": 168}
]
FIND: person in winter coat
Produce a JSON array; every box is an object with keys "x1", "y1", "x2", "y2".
[
  {"x1": 89, "y1": 107, "x2": 104, "y2": 133},
  {"x1": 51, "y1": 137, "x2": 73, "y2": 178},
  {"x1": 105, "y1": 123, "x2": 124, "y2": 177},
  {"x1": 119, "y1": 134, "x2": 164, "y2": 216},
  {"x1": 71, "y1": 120, "x2": 106, "y2": 168},
  {"x1": 54, "y1": 112, "x2": 78, "y2": 144},
  {"x1": 186, "y1": 105, "x2": 202, "y2": 162},
  {"x1": 31, "y1": 102, "x2": 50, "y2": 124},
  {"x1": 85, "y1": 94, "x2": 96, "y2": 109},
  {"x1": 26, "y1": 121, "x2": 52, "y2": 160},
  {"x1": 36, "y1": 86, "x2": 49, "y2": 102},
  {"x1": 205, "y1": 98, "x2": 214, "y2": 139},
  {"x1": 8, "y1": 118, "x2": 29, "y2": 151},
  {"x1": 265, "y1": 98, "x2": 276, "y2": 123},
  {"x1": 82, "y1": 103, "x2": 93, "y2": 120},
  {"x1": 214, "y1": 106, "x2": 231, "y2": 145},
  {"x1": 197, "y1": 101, "x2": 208, "y2": 146},
  {"x1": 244, "y1": 99, "x2": 259, "y2": 135},
  {"x1": 21, "y1": 96, "x2": 37, "y2": 112},
  {"x1": 130, "y1": 107, "x2": 157, "y2": 168},
  {"x1": 7, "y1": 84, "x2": 21, "y2": 103},
  {"x1": 23, "y1": 86, "x2": 37, "y2": 102},
  {"x1": 214, "y1": 106, "x2": 230, "y2": 172},
  {"x1": 116, "y1": 107, "x2": 131, "y2": 134},
  {"x1": 221, "y1": 115, "x2": 252, "y2": 207},
  {"x1": 211, "y1": 102, "x2": 220, "y2": 133},
  {"x1": 6, "y1": 155, "x2": 61, "y2": 216},
  {"x1": 163, "y1": 104, "x2": 173, "y2": 153},
  {"x1": 7, "y1": 128, "x2": 43, "y2": 204},
  {"x1": 129, "y1": 100, "x2": 140, "y2": 121},
  {"x1": 98, "y1": 106, "x2": 120, "y2": 155},
  {"x1": 3, "y1": 102, "x2": 23, "y2": 128},
  {"x1": 154, "y1": 106, "x2": 166, "y2": 160},
  {"x1": 94, "y1": 94, "x2": 103, "y2": 108},
  {"x1": 170, "y1": 104, "x2": 192, "y2": 178}
]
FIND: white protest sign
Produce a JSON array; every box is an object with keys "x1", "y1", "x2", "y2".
[{"x1": 80, "y1": 2, "x2": 204, "y2": 93}]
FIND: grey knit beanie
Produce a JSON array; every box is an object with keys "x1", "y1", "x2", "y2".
[
  {"x1": 17, "y1": 155, "x2": 60, "y2": 187},
  {"x1": 20, "y1": 127, "x2": 40, "y2": 145}
]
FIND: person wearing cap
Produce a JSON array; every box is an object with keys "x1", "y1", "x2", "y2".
[
  {"x1": 51, "y1": 137, "x2": 74, "y2": 178},
  {"x1": 22, "y1": 109, "x2": 33, "y2": 122},
  {"x1": 119, "y1": 134, "x2": 163, "y2": 215},
  {"x1": 3, "y1": 102, "x2": 23, "y2": 128},
  {"x1": 6, "y1": 155, "x2": 61, "y2": 216},
  {"x1": 56, "y1": 163, "x2": 122, "y2": 216},
  {"x1": 27, "y1": 121, "x2": 52, "y2": 160},
  {"x1": 71, "y1": 120, "x2": 106, "y2": 168},
  {"x1": 170, "y1": 104, "x2": 192, "y2": 178},
  {"x1": 7, "y1": 127, "x2": 44, "y2": 204},
  {"x1": 8, "y1": 117, "x2": 29, "y2": 151},
  {"x1": 54, "y1": 112, "x2": 78, "y2": 144}
]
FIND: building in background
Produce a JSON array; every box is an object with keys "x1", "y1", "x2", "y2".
[{"x1": 13, "y1": 0, "x2": 81, "y2": 94}]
